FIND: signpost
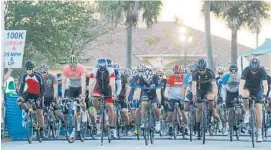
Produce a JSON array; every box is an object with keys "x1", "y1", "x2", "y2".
[{"x1": 4, "y1": 30, "x2": 27, "y2": 68}]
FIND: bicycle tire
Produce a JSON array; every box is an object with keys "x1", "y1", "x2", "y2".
[
  {"x1": 202, "y1": 109, "x2": 207, "y2": 144},
  {"x1": 116, "y1": 109, "x2": 121, "y2": 139},
  {"x1": 189, "y1": 108, "x2": 194, "y2": 141},
  {"x1": 65, "y1": 111, "x2": 76, "y2": 143},
  {"x1": 52, "y1": 119, "x2": 61, "y2": 140},
  {"x1": 26, "y1": 113, "x2": 33, "y2": 144},
  {"x1": 101, "y1": 108, "x2": 105, "y2": 146},
  {"x1": 144, "y1": 122, "x2": 149, "y2": 146},
  {"x1": 250, "y1": 108, "x2": 255, "y2": 148},
  {"x1": 80, "y1": 113, "x2": 87, "y2": 142},
  {"x1": 229, "y1": 110, "x2": 233, "y2": 142},
  {"x1": 172, "y1": 109, "x2": 178, "y2": 140},
  {"x1": 136, "y1": 108, "x2": 141, "y2": 141},
  {"x1": 149, "y1": 113, "x2": 154, "y2": 144}
]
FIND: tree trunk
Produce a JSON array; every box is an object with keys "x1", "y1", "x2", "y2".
[
  {"x1": 231, "y1": 29, "x2": 238, "y2": 65},
  {"x1": 204, "y1": 1, "x2": 214, "y2": 71},
  {"x1": 256, "y1": 28, "x2": 259, "y2": 47},
  {"x1": 126, "y1": 23, "x2": 132, "y2": 68}
]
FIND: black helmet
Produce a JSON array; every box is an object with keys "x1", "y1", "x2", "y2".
[
  {"x1": 106, "y1": 59, "x2": 113, "y2": 67},
  {"x1": 97, "y1": 58, "x2": 107, "y2": 69},
  {"x1": 249, "y1": 58, "x2": 260, "y2": 72},
  {"x1": 229, "y1": 64, "x2": 238, "y2": 73},
  {"x1": 197, "y1": 58, "x2": 206, "y2": 70},
  {"x1": 25, "y1": 61, "x2": 35, "y2": 70}
]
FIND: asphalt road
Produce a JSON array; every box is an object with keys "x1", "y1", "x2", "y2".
[{"x1": 2, "y1": 134, "x2": 271, "y2": 150}]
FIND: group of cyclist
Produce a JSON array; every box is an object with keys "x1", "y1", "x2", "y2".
[{"x1": 16, "y1": 54, "x2": 271, "y2": 143}]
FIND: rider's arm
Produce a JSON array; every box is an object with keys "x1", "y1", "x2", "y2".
[
  {"x1": 81, "y1": 67, "x2": 86, "y2": 98},
  {"x1": 116, "y1": 78, "x2": 122, "y2": 96},
  {"x1": 62, "y1": 72, "x2": 67, "y2": 98},
  {"x1": 18, "y1": 74, "x2": 27, "y2": 97},
  {"x1": 239, "y1": 67, "x2": 249, "y2": 96},
  {"x1": 36, "y1": 73, "x2": 45, "y2": 98},
  {"x1": 52, "y1": 75, "x2": 58, "y2": 99},
  {"x1": 110, "y1": 70, "x2": 116, "y2": 95},
  {"x1": 4, "y1": 68, "x2": 13, "y2": 82}
]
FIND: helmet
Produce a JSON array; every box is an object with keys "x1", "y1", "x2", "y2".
[
  {"x1": 217, "y1": 66, "x2": 224, "y2": 74},
  {"x1": 123, "y1": 68, "x2": 131, "y2": 77},
  {"x1": 25, "y1": 60, "x2": 35, "y2": 70},
  {"x1": 155, "y1": 69, "x2": 163, "y2": 76},
  {"x1": 131, "y1": 69, "x2": 138, "y2": 77},
  {"x1": 39, "y1": 63, "x2": 49, "y2": 73},
  {"x1": 173, "y1": 65, "x2": 181, "y2": 74},
  {"x1": 197, "y1": 58, "x2": 206, "y2": 70},
  {"x1": 189, "y1": 62, "x2": 197, "y2": 71},
  {"x1": 182, "y1": 68, "x2": 188, "y2": 74},
  {"x1": 165, "y1": 69, "x2": 173, "y2": 77},
  {"x1": 68, "y1": 55, "x2": 78, "y2": 69},
  {"x1": 229, "y1": 64, "x2": 238, "y2": 73},
  {"x1": 143, "y1": 68, "x2": 154, "y2": 83},
  {"x1": 137, "y1": 64, "x2": 146, "y2": 72},
  {"x1": 56, "y1": 73, "x2": 62, "y2": 81},
  {"x1": 249, "y1": 58, "x2": 260, "y2": 72},
  {"x1": 113, "y1": 63, "x2": 120, "y2": 70},
  {"x1": 106, "y1": 59, "x2": 113, "y2": 67},
  {"x1": 97, "y1": 58, "x2": 107, "y2": 69}
]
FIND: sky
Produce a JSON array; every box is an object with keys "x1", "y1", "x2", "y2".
[{"x1": 157, "y1": 0, "x2": 271, "y2": 49}]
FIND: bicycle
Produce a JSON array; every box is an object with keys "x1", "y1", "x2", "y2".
[
  {"x1": 23, "y1": 98, "x2": 43, "y2": 144},
  {"x1": 43, "y1": 101, "x2": 61, "y2": 140},
  {"x1": 61, "y1": 97, "x2": 87, "y2": 143},
  {"x1": 217, "y1": 98, "x2": 227, "y2": 135},
  {"x1": 171, "y1": 99, "x2": 186, "y2": 140},
  {"x1": 201, "y1": 95, "x2": 209, "y2": 144},
  {"x1": 229, "y1": 97, "x2": 243, "y2": 141},
  {"x1": 142, "y1": 90, "x2": 155, "y2": 146},
  {"x1": 91, "y1": 94, "x2": 112, "y2": 146}
]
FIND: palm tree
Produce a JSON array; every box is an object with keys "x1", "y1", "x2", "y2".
[
  {"x1": 209, "y1": 1, "x2": 270, "y2": 65},
  {"x1": 203, "y1": 1, "x2": 214, "y2": 71},
  {"x1": 98, "y1": 1, "x2": 162, "y2": 68}
]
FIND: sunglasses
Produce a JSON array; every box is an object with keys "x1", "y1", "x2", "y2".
[
  {"x1": 218, "y1": 73, "x2": 223, "y2": 75},
  {"x1": 42, "y1": 72, "x2": 47, "y2": 74}
]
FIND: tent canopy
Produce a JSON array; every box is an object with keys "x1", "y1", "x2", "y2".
[{"x1": 239, "y1": 38, "x2": 271, "y2": 57}]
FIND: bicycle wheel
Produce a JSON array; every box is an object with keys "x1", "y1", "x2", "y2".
[
  {"x1": 101, "y1": 108, "x2": 105, "y2": 146},
  {"x1": 65, "y1": 111, "x2": 76, "y2": 143},
  {"x1": 202, "y1": 109, "x2": 207, "y2": 144},
  {"x1": 250, "y1": 108, "x2": 255, "y2": 148},
  {"x1": 136, "y1": 108, "x2": 141, "y2": 141},
  {"x1": 264, "y1": 113, "x2": 270, "y2": 139},
  {"x1": 25, "y1": 113, "x2": 33, "y2": 144},
  {"x1": 144, "y1": 122, "x2": 149, "y2": 146},
  {"x1": 189, "y1": 107, "x2": 194, "y2": 141},
  {"x1": 116, "y1": 109, "x2": 121, "y2": 139},
  {"x1": 43, "y1": 112, "x2": 51, "y2": 140},
  {"x1": 229, "y1": 110, "x2": 233, "y2": 142},
  {"x1": 52, "y1": 119, "x2": 61, "y2": 140},
  {"x1": 80, "y1": 113, "x2": 87, "y2": 142},
  {"x1": 149, "y1": 112, "x2": 154, "y2": 144}
]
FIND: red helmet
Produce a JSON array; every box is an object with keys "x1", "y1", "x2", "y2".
[{"x1": 173, "y1": 65, "x2": 181, "y2": 74}]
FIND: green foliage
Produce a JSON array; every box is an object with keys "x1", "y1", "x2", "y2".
[
  {"x1": 209, "y1": 1, "x2": 270, "y2": 31},
  {"x1": 4, "y1": 1, "x2": 108, "y2": 67}
]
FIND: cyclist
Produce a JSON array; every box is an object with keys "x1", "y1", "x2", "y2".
[
  {"x1": 62, "y1": 55, "x2": 87, "y2": 138},
  {"x1": 89, "y1": 58, "x2": 116, "y2": 138},
  {"x1": 239, "y1": 57, "x2": 267, "y2": 142},
  {"x1": 17, "y1": 61, "x2": 45, "y2": 137},
  {"x1": 139, "y1": 67, "x2": 161, "y2": 132},
  {"x1": 216, "y1": 66, "x2": 225, "y2": 131},
  {"x1": 184, "y1": 62, "x2": 197, "y2": 108},
  {"x1": 192, "y1": 58, "x2": 220, "y2": 139},
  {"x1": 164, "y1": 65, "x2": 188, "y2": 137},
  {"x1": 221, "y1": 64, "x2": 241, "y2": 134},
  {"x1": 39, "y1": 64, "x2": 66, "y2": 126}
]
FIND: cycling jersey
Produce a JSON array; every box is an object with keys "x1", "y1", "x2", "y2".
[
  {"x1": 62, "y1": 64, "x2": 85, "y2": 87},
  {"x1": 138, "y1": 75, "x2": 161, "y2": 101},
  {"x1": 192, "y1": 68, "x2": 215, "y2": 92},
  {"x1": 221, "y1": 73, "x2": 241, "y2": 101},
  {"x1": 242, "y1": 66, "x2": 267, "y2": 94},
  {"x1": 184, "y1": 73, "x2": 192, "y2": 91},
  {"x1": 165, "y1": 74, "x2": 185, "y2": 100},
  {"x1": 43, "y1": 73, "x2": 57, "y2": 98},
  {"x1": 18, "y1": 72, "x2": 45, "y2": 97}
]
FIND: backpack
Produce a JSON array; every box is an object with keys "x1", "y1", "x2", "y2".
[{"x1": 96, "y1": 68, "x2": 110, "y2": 91}]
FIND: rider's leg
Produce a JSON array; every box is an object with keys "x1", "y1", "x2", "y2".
[
  {"x1": 152, "y1": 99, "x2": 161, "y2": 132},
  {"x1": 255, "y1": 91, "x2": 264, "y2": 141}
]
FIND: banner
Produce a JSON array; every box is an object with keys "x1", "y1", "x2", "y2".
[{"x1": 4, "y1": 30, "x2": 27, "y2": 68}]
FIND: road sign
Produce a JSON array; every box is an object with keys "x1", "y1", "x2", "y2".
[{"x1": 4, "y1": 30, "x2": 27, "y2": 68}]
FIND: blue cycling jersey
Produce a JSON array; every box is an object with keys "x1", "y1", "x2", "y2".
[{"x1": 58, "y1": 84, "x2": 62, "y2": 97}]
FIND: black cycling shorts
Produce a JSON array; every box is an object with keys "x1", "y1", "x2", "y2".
[
  {"x1": 167, "y1": 99, "x2": 184, "y2": 112},
  {"x1": 24, "y1": 93, "x2": 43, "y2": 109},
  {"x1": 225, "y1": 91, "x2": 239, "y2": 108},
  {"x1": 196, "y1": 85, "x2": 213, "y2": 103},
  {"x1": 69, "y1": 87, "x2": 82, "y2": 98}
]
